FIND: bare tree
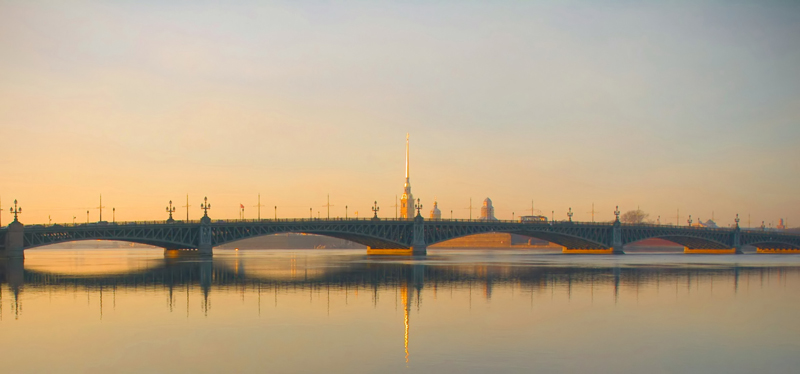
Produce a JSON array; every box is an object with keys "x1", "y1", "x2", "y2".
[{"x1": 620, "y1": 209, "x2": 649, "y2": 224}]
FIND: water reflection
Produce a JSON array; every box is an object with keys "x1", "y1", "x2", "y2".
[
  {"x1": 2, "y1": 250, "x2": 800, "y2": 373},
  {"x1": 3, "y1": 252, "x2": 799, "y2": 317}
]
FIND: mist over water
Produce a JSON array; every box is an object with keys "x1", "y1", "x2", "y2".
[{"x1": 2, "y1": 249, "x2": 800, "y2": 373}]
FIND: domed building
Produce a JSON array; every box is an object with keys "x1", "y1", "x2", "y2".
[
  {"x1": 479, "y1": 198, "x2": 496, "y2": 221},
  {"x1": 429, "y1": 200, "x2": 442, "y2": 220}
]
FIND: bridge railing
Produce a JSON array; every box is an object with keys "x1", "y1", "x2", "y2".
[{"x1": 9, "y1": 218, "x2": 786, "y2": 235}]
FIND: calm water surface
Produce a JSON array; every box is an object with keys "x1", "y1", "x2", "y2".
[{"x1": 2, "y1": 248, "x2": 800, "y2": 373}]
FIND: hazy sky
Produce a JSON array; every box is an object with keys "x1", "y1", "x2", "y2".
[{"x1": 1, "y1": 1, "x2": 798, "y2": 226}]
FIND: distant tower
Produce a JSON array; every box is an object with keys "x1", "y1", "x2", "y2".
[
  {"x1": 479, "y1": 198, "x2": 496, "y2": 221},
  {"x1": 429, "y1": 200, "x2": 442, "y2": 220},
  {"x1": 777, "y1": 218, "x2": 786, "y2": 230},
  {"x1": 400, "y1": 133, "x2": 414, "y2": 220}
]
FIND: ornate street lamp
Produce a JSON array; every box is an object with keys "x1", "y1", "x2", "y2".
[
  {"x1": 10, "y1": 199, "x2": 21, "y2": 222},
  {"x1": 614, "y1": 206, "x2": 620, "y2": 223},
  {"x1": 201, "y1": 197, "x2": 211, "y2": 217},
  {"x1": 166, "y1": 200, "x2": 176, "y2": 223},
  {"x1": 414, "y1": 199, "x2": 422, "y2": 218},
  {"x1": 735, "y1": 214, "x2": 740, "y2": 229},
  {"x1": 567, "y1": 207, "x2": 573, "y2": 222},
  {"x1": 688, "y1": 215, "x2": 693, "y2": 227},
  {"x1": 372, "y1": 201, "x2": 380, "y2": 220}
]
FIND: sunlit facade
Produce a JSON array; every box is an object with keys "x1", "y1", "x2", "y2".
[{"x1": 479, "y1": 197, "x2": 496, "y2": 221}]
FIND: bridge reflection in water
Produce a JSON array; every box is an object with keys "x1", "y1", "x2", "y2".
[
  {"x1": 2, "y1": 251, "x2": 800, "y2": 368},
  {"x1": 2, "y1": 252, "x2": 797, "y2": 311},
  {"x1": 0, "y1": 250, "x2": 800, "y2": 371}
]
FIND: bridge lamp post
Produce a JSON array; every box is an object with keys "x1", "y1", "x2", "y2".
[
  {"x1": 551, "y1": 210, "x2": 554, "y2": 223},
  {"x1": 49, "y1": 215, "x2": 52, "y2": 225},
  {"x1": 688, "y1": 215, "x2": 693, "y2": 227},
  {"x1": 310, "y1": 207, "x2": 312, "y2": 219},
  {"x1": 735, "y1": 214, "x2": 740, "y2": 229},
  {"x1": 200, "y1": 197, "x2": 211, "y2": 218},
  {"x1": 73, "y1": 216, "x2": 76, "y2": 224},
  {"x1": 512, "y1": 212, "x2": 515, "y2": 221},
  {"x1": 414, "y1": 199, "x2": 422, "y2": 218},
  {"x1": 614, "y1": 206, "x2": 620, "y2": 223},
  {"x1": 112, "y1": 208, "x2": 115, "y2": 223},
  {"x1": 761, "y1": 221, "x2": 765, "y2": 231},
  {"x1": 274, "y1": 206, "x2": 277, "y2": 220},
  {"x1": 372, "y1": 201, "x2": 380, "y2": 220},
  {"x1": 166, "y1": 200, "x2": 176, "y2": 223},
  {"x1": 567, "y1": 208, "x2": 573, "y2": 223},
  {"x1": 451, "y1": 210, "x2": 453, "y2": 220},
  {"x1": 657, "y1": 215, "x2": 660, "y2": 225},
  {"x1": 345, "y1": 205, "x2": 348, "y2": 219},
  {"x1": 10, "y1": 199, "x2": 21, "y2": 222}
]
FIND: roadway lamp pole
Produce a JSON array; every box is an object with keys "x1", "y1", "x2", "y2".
[
  {"x1": 414, "y1": 199, "x2": 422, "y2": 218},
  {"x1": 86, "y1": 210, "x2": 89, "y2": 224},
  {"x1": 182, "y1": 194, "x2": 191, "y2": 221},
  {"x1": 274, "y1": 206, "x2": 277, "y2": 220},
  {"x1": 113, "y1": 208, "x2": 116, "y2": 223},
  {"x1": 688, "y1": 215, "x2": 693, "y2": 227},
  {"x1": 345, "y1": 205, "x2": 348, "y2": 219},
  {"x1": 309, "y1": 208, "x2": 312, "y2": 219},
  {"x1": 567, "y1": 208, "x2": 573, "y2": 222}
]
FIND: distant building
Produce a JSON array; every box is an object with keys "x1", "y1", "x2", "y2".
[
  {"x1": 429, "y1": 200, "x2": 442, "y2": 220},
  {"x1": 691, "y1": 219, "x2": 717, "y2": 228},
  {"x1": 479, "y1": 198, "x2": 496, "y2": 221},
  {"x1": 399, "y1": 134, "x2": 415, "y2": 220},
  {"x1": 777, "y1": 219, "x2": 786, "y2": 230}
]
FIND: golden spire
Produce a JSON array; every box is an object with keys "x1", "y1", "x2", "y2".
[{"x1": 404, "y1": 133, "x2": 410, "y2": 184}]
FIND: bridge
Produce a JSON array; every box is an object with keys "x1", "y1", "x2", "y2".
[{"x1": 2, "y1": 205, "x2": 799, "y2": 258}]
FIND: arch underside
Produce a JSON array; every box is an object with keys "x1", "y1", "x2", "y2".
[
  {"x1": 427, "y1": 229, "x2": 609, "y2": 250},
  {"x1": 23, "y1": 237, "x2": 195, "y2": 251},
  {"x1": 743, "y1": 241, "x2": 800, "y2": 250},
  {"x1": 626, "y1": 235, "x2": 730, "y2": 249},
  {"x1": 214, "y1": 231, "x2": 410, "y2": 250}
]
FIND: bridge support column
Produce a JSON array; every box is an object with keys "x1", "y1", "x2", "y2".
[
  {"x1": 195, "y1": 215, "x2": 214, "y2": 256},
  {"x1": 411, "y1": 216, "x2": 426, "y2": 255},
  {"x1": 2, "y1": 221, "x2": 25, "y2": 259},
  {"x1": 732, "y1": 227, "x2": 744, "y2": 254},
  {"x1": 611, "y1": 221, "x2": 625, "y2": 254}
]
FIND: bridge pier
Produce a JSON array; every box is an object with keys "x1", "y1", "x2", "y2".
[
  {"x1": 2, "y1": 221, "x2": 25, "y2": 259},
  {"x1": 196, "y1": 216, "x2": 213, "y2": 256}
]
